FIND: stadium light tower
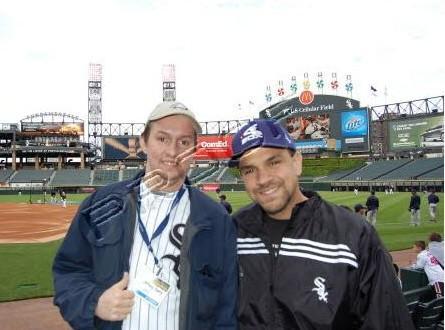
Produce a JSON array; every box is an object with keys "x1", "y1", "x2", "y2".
[
  {"x1": 88, "y1": 63, "x2": 103, "y2": 159},
  {"x1": 162, "y1": 64, "x2": 176, "y2": 102}
]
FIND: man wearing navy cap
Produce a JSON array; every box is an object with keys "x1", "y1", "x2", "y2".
[{"x1": 231, "y1": 119, "x2": 414, "y2": 329}]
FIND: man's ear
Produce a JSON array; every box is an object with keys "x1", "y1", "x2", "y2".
[
  {"x1": 139, "y1": 135, "x2": 148, "y2": 155},
  {"x1": 293, "y1": 151, "x2": 303, "y2": 177}
]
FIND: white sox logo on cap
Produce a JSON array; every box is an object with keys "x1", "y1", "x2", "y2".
[{"x1": 241, "y1": 124, "x2": 263, "y2": 145}]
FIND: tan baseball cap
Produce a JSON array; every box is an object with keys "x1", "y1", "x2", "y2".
[{"x1": 147, "y1": 101, "x2": 202, "y2": 134}]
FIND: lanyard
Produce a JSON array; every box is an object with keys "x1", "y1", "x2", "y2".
[{"x1": 136, "y1": 185, "x2": 186, "y2": 273}]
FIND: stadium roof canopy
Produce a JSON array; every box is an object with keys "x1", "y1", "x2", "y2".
[{"x1": 21, "y1": 112, "x2": 84, "y2": 123}]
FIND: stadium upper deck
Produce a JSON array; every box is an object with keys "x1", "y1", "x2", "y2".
[{"x1": 0, "y1": 96, "x2": 443, "y2": 174}]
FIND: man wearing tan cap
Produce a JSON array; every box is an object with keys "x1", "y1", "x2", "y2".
[{"x1": 53, "y1": 101, "x2": 238, "y2": 330}]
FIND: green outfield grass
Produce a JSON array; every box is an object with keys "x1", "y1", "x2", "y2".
[
  {"x1": 0, "y1": 190, "x2": 443, "y2": 302},
  {"x1": 208, "y1": 191, "x2": 443, "y2": 251}
]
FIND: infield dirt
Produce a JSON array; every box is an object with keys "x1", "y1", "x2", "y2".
[{"x1": 0, "y1": 203, "x2": 78, "y2": 243}]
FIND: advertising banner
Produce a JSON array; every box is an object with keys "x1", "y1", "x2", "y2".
[
  {"x1": 295, "y1": 139, "x2": 327, "y2": 149},
  {"x1": 200, "y1": 183, "x2": 220, "y2": 192},
  {"x1": 283, "y1": 113, "x2": 330, "y2": 140},
  {"x1": 341, "y1": 110, "x2": 368, "y2": 137},
  {"x1": 21, "y1": 122, "x2": 84, "y2": 135},
  {"x1": 260, "y1": 94, "x2": 360, "y2": 119},
  {"x1": 340, "y1": 108, "x2": 369, "y2": 152},
  {"x1": 278, "y1": 107, "x2": 369, "y2": 153},
  {"x1": 194, "y1": 135, "x2": 233, "y2": 160},
  {"x1": 103, "y1": 136, "x2": 146, "y2": 160},
  {"x1": 103, "y1": 135, "x2": 234, "y2": 161},
  {"x1": 274, "y1": 101, "x2": 369, "y2": 153},
  {"x1": 389, "y1": 115, "x2": 444, "y2": 150}
]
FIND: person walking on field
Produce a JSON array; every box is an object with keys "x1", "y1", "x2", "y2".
[
  {"x1": 427, "y1": 190, "x2": 439, "y2": 222},
  {"x1": 60, "y1": 190, "x2": 67, "y2": 208},
  {"x1": 219, "y1": 194, "x2": 233, "y2": 214},
  {"x1": 365, "y1": 190, "x2": 379, "y2": 226},
  {"x1": 50, "y1": 191, "x2": 56, "y2": 204},
  {"x1": 409, "y1": 189, "x2": 421, "y2": 226}
]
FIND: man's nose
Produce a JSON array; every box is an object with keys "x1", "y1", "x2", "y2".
[
  {"x1": 164, "y1": 140, "x2": 180, "y2": 158},
  {"x1": 255, "y1": 167, "x2": 272, "y2": 186}
]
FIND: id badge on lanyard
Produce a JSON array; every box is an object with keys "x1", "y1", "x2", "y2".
[
  {"x1": 133, "y1": 265, "x2": 171, "y2": 308},
  {"x1": 133, "y1": 185, "x2": 185, "y2": 307}
]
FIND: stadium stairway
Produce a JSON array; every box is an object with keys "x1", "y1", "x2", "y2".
[
  {"x1": 415, "y1": 164, "x2": 444, "y2": 179},
  {"x1": 379, "y1": 158, "x2": 444, "y2": 180},
  {"x1": 0, "y1": 169, "x2": 16, "y2": 183},
  {"x1": 198, "y1": 167, "x2": 225, "y2": 183},
  {"x1": 218, "y1": 167, "x2": 238, "y2": 183},
  {"x1": 192, "y1": 166, "x2": 219, "y2": 183},
  {"x1": 47, "y1": 171, "x2": 57, "y2": 186},
  {"x1": 317, "y1": 164, "x2": 367, "y2": 182},
  {"x1": 370, "y1": 159, "x2": 414, "y2": 180},
  {"x1": 10, "y1": 169, "x2": 54, "y2": 184},
  {"x1": 340, "y1": 159, "x2": 412, "y2": 181},
  {"x1": 417, "y1": 166, "x2": 444, "y2": 180},
  {"x1": 89, "y1": 170, "x2": 94, "y2": 186},
  {"x1": 50, "y1": 169, "x2": 92, "y2": 187},
  {"x1": 217, "y1": 167, "x2": 228, "y2": 181}
]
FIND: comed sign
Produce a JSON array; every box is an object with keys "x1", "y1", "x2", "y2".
[
  {"x1": 194, "y1": 135, "x2": 233, "y2": 160},
  {"x1": 388, "y1": 115, "x2": 444, "y2": 150}
]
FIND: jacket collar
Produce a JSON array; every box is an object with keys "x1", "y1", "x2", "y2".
[
  {"x1": 123, "y1": 170, "x2": 192, "y2": 193},
  {"x1": 235, "y1": 190, "x2": 321, "y2": 235},
  {"x1": 187, "y1": 188, "x2": 214, "y2": 229},
  {"x1": 126, "y1": 170, "x2": 211, "y2": 229}
]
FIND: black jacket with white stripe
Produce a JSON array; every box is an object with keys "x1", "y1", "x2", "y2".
[{"x1": 234, "y1": 192, "x2": 414, "y2": 330}]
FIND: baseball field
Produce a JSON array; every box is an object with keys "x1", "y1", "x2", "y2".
[{"x1": 0, "y1": 190, "x2": 443, "y2": 303}]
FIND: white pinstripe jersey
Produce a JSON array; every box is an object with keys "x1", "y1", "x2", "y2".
[{"x1": 122, "y1": 183, "x2": 190, "y2": 330}]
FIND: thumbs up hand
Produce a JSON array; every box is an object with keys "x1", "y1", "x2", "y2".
[{"x1": 95, "y1": 272, "x2": 135, "y2": 321}]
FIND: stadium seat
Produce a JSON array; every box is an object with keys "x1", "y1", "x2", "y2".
[
  {"x1": 189, "y1": 167, "x2": 209, "y2": 180},
  {"x1": 122, "y1": 168, "x2": 142, "y2": 180},
  {"x1": 412, "y1": 297, "x2": 444, "y2": 330},
  {"x1": 92, "y1": 169, "x2": 120, "y2": 186},
  {"x1": 191, "y1": 166, "x2": 219, "y2": 183},
  {"x1": 404, "y1": 286, "x2": 432, "y2": 319},
  {"x1": 417, "y1": 166, "x2": 444, "y2": 180},
  {"x1": 379, "y1": 158, "x2": 444, "y2": 180},
  {"x1": 51, "y1": 169, "x2": 91, "y2": 186},
  {"x1": 340, "y1": 159, "x2": 412, "y2": 181},
  {"x1": 10, "y1": 169, "x2": 54, "y2": 183},
  {"x1": 199, "y1": 167, "x2": 225, "y2": 183}
]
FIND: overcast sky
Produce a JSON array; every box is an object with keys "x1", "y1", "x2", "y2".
[{"x1": 0, "y1": 0, "x2": 444, "y2": 125}]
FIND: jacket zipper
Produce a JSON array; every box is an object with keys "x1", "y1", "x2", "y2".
[
  {"x1": 263, "y1": 236, "x2": 281, "y2": 329},
  {"x1": 266, "y1": 223, "x2": 292, "y2": 329},
  {"x1": 122, "y1": 191, "x2": 138, "y2": 273}
]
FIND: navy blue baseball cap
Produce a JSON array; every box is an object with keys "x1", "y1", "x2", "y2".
[{"x1": 229, "y1": 119, "x2": 296, "y2": 167}]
